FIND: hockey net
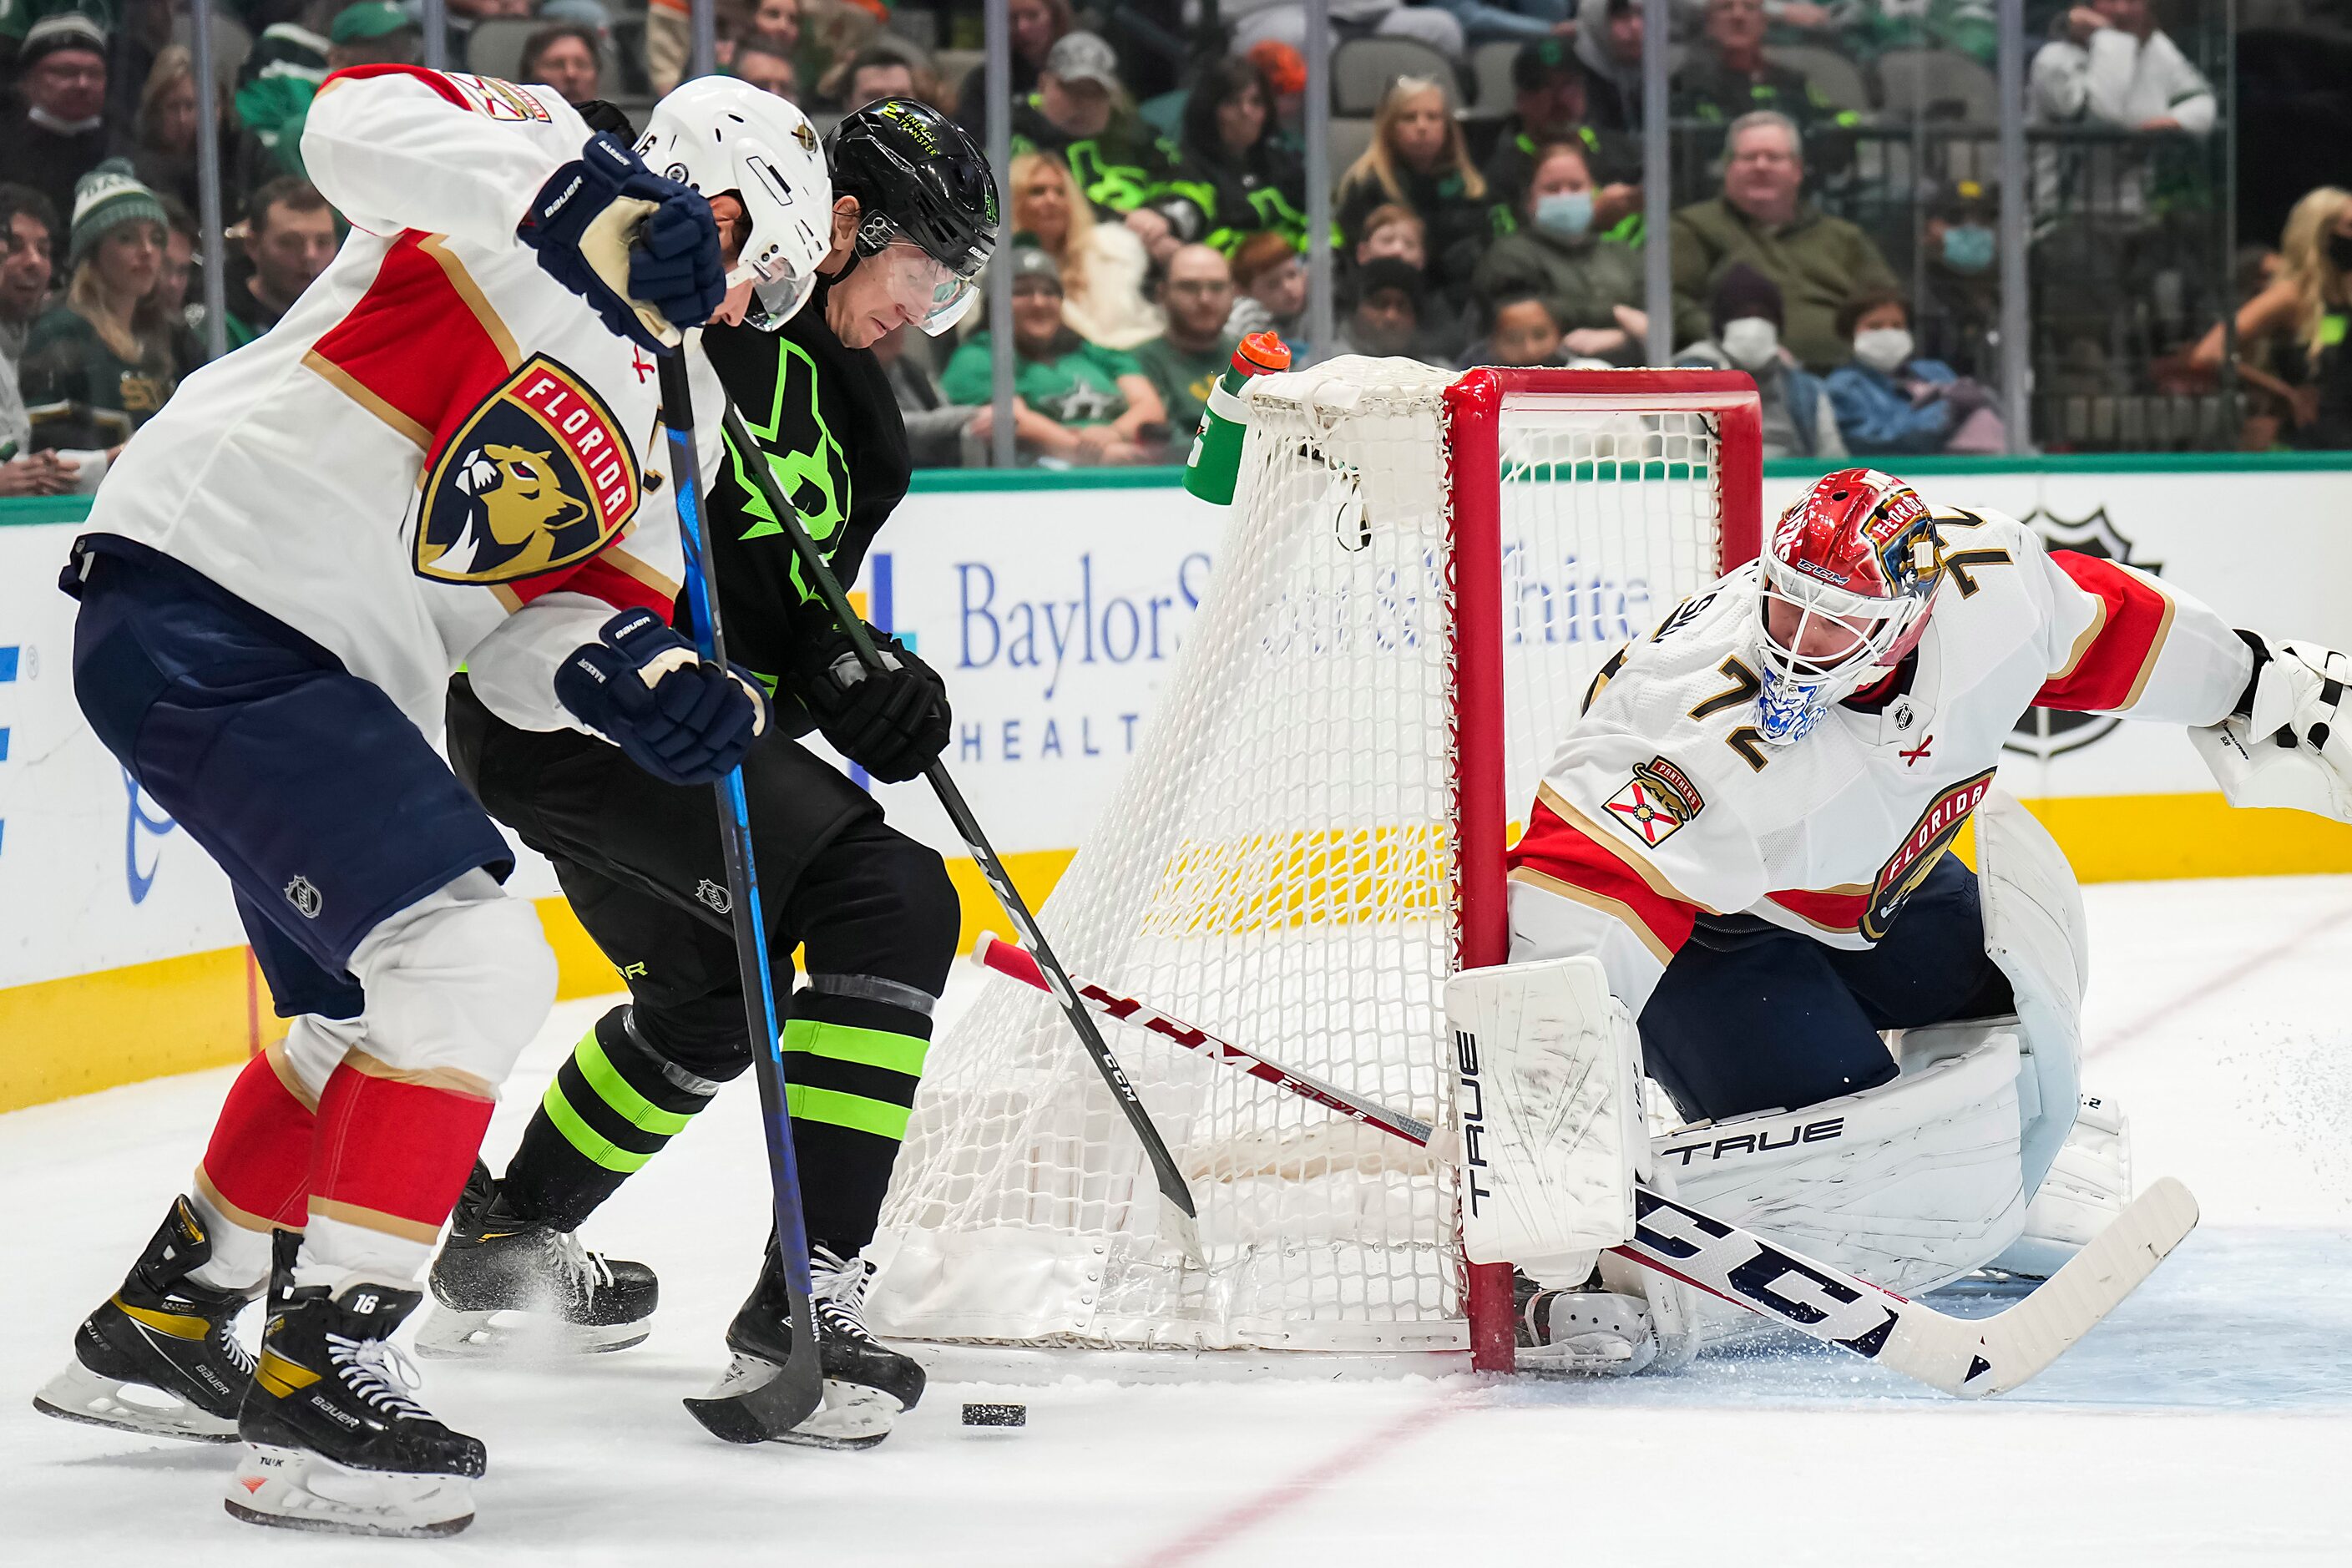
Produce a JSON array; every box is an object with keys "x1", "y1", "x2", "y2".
[{"x1": 870, "y1": 363, "x2": 1761, "y2": 1368}]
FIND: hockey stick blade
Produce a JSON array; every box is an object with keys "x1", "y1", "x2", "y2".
[
  {"x1": 720, "y1": 400, "x2": 1203, "y2": 1266},
  {"x1": 973, "y1": 940, "x2": 2201, "y2": 1396},
  {"x1": 682, "y1": 1359, "x2": 812, "y2": 1444}
]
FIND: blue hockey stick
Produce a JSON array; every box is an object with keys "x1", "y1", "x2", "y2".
[{"x1": 658, "y1": 353, "x2": 825, "y2": 1442}]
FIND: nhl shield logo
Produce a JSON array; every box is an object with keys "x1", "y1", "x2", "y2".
[
  {"x1": 695, "y1": 878, "x2": 732, "y2": 915},
  {"x1": 417, "y1": 354, "x2": 640, "y2": 585},
  {"x1": 283, "y1": 875, "x2": 323, "y2": 918},
  {"x1": 2006, "y1": 506, "x2": 2162, "y2": 761}
]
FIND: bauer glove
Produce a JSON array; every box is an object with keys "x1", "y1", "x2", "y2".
[
  {"x1": 555, "y1": 609, "x2": 770, "y2": 786},
  {"x1": 518, "y1": 133, "x2": 725, "y2": 353},
  {"x1": 787, "y1": 619, "x2": 951, "y2": 784}
]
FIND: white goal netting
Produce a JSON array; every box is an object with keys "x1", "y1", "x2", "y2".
[{"x1": 870, "y1": 362, "x2": 1737, "y2": 1354}]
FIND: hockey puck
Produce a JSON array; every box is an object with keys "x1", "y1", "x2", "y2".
[{"x1": 961, "y1": 1402, "x2": 1026, "y2": 1427}]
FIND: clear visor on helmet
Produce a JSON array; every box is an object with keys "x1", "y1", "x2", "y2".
[
  {"x1": 866, "y1": 235, "x2": 984, "y2": 336},
  {"x1": 729, "y1": 245, "x2": 819, "y2": 332}
]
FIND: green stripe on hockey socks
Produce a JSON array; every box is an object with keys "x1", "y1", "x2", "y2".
[
  {"x1": 781, "y1": 1017, "x2": 931, "y2": 1078},
  {"x1": 539, "y1": 1078, "x2": 657, "y2": 1175},
  {"x1": 574, "y1": 1030, "x2": 700, "y2": 1136},
  {"x1": 784, "y1": 1083, "x2": 913, "y2": 1141}
]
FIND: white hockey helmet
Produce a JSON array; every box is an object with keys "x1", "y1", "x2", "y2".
[{"x1": 635, "y1": 78, "x2": 833, "y2": 331}]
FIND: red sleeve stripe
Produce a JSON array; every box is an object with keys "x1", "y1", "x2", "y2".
[
  {"x1": 2037, "y1": 550, "x2": 2177, "y2": 713},
  {"x1": 506, "y1": 547, "x2": 680, "y2": 618},
  {"x1": 319, "y1": 63, "x2": 470, "y2": 108},
  {"x1": 1508, "y1": 797, "x2": 1698, "y2": 965},
  {"x1": 1766, "y1": 886, "x2": 1870, "y2": 933}
]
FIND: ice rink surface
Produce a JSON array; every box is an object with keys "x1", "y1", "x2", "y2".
[{"x1": 7, "y1": 874, "x2": 2350, "y2": 1566}]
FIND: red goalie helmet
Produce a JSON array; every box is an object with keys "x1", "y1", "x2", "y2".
[{"x1": 1752, "y1": 468, "x2": 1943, "y2": 742}]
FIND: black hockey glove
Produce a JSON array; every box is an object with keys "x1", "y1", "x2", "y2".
[
  {"x1": 518, "y1": 133, "x2": 724, "y2": 354},
  {"x1": 555, "y1": 609, "x2": 771, "y2": 787},
  {"x1": 787, "y1": 619, "x2": 951, "y2": 784}
]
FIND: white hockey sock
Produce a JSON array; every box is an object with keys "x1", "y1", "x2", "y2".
[
  {"x1": 295, "y1": 1211, "x2": 434, "y2": 1294},
  {"x1": 185, "y1": 1186, "x2": 276, "y2": 1293}
]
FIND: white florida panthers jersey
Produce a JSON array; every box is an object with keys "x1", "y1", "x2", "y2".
[
  {"x1": 1507, "y1": 508, "x2": 2253, "y2": 1015},
  {"x1": 82, "y1": 64, "x2": 726, "y2": 738}
]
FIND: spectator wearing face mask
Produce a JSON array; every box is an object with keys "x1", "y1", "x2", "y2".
[
  {"x1": 1131, "y1": 243, "x2": 1238, "y2": 438},
  {"x1": 1312, "y1": 257, "x2": 1427, "y2": 367},
  {"x1": 1469, "y1": 141, "x2": 1646, "y2": 365},
  {"x1": 1823, "y1": 288, "x2": 2003, "y2": 455},
  {"x1": 1673, "y1": 262, "x2": 1842, "y2": 459},
  {"x1": 3, "y1": 15, "x2": 123, "y2": 231},
  {"x1": 1915, "y1": 180, "x2": 1999, "y2": 380},
  {"x1": 1225, "y1": 231, "x2": 1309, "y2": 357},
  {"x1": 1485, "y1": 38, "x2": 1641, "y2": 246},
  {"x1": 1464, "y1": 289, "x2": 1571, "y2": 369},
  {"x1": 1010, "y1": 32, "x2": 1178, "y2": 223},
  {"x1": 942, "y1": 248, "x2": 1169, "y2": 467}
]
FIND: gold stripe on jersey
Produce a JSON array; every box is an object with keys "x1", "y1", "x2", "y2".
[
  {"x1": 302, "y1": 350, "x2": 434, "y2": 449},
  {"x1": 1508, "y1": 865, "x2": 1677, "y2": 967},
  {"x1": 416, "y1": 234, "x2": 522, "y2": 373},
  {"x1": 1535, "y1": 782, "x2": 1725, "y2": 914},
  {"x1": 2117, "y1": 564, "x2": 2178, "y2": 710},
  {"x1": 2051, "y1": 592, "x2": 2111, "y2": 682}
]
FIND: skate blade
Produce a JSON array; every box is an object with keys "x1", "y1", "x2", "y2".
[
  {"x1": 414, "y1": 1304, "x2": 648, "y2": 1360},
  {"x1": 692, "y1": 1357, "x2": 898, "y2": 1449},
  {"x1": 225, "y1": 1443, "x2": 473, "y2": 1538},
  {"x1": 33, "y1": 1361, "x2": 240, "y2": 1443}
]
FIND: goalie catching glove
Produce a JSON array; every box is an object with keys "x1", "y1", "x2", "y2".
[
  {"x1": 518, "y1": 133, "x2": 724, "y2": 352},
  {"x1": 555, "y1": 609, "x2": 769, "y2": 786},
  {"x1": 784, "y1": 618, "x2": 951, "y2": 784},
  {"x1": 2191, "y1": 632, "x2": 2352, "y2": 823}
]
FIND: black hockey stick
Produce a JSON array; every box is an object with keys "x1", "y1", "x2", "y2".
[
  {"x1": 976, "y1": 937, "x2": 2201, "y2": 1398},
  {"x1": 658, "y1": 355, "x2": 825, "y2": 1442},
  {"x1": 716, "y1": 400, "x2": 1204, "y2": 1263}
]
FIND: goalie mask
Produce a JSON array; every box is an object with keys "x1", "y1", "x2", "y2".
[
  {"x1": 637, "y1": 78, "x2": 832, "y2": 331},
  {"x1": 1753, "y1": 468, "x2": 1943, "y2": 744}
]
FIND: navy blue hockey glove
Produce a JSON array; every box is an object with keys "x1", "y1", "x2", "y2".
[
  {"x1": 787, "y1": 619, "x2": 951, "y2": 784},
  {"x1": 555, "y1": 610, "x2": 770, "y2": 786},
  {"x1": 518, "y1": 133, "x2": 725, "y2": 354}
]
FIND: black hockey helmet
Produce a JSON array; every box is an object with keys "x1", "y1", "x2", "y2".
[{"x1": 825, "y1": 98, "x2": 999, "y2": 332}]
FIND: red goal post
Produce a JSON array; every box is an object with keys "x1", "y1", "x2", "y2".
[{"x1": 1446, "y1": 368, "x2": 1764, "y2": 1373}]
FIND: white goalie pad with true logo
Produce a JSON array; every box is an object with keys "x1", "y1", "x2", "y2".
[{"x1": 1446, "y1": 956, "x2": 1644, "y2": 1267}]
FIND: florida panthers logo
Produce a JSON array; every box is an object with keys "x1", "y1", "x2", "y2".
[{"x1": 417, "y1": 355, "x2": 639, "y2": 584}]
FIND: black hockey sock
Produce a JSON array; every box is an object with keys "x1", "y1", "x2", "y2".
[
  {"x1": 503, "y1": 1006, "x2": 722, "y2": 1232},
  {"x1": 782, "y1": 975, "x2": 934, "y2": 1257}
]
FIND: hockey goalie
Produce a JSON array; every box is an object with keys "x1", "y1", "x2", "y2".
[{"x1": 1461, "y1": 465, "x2": 2352, "y2": 1373}]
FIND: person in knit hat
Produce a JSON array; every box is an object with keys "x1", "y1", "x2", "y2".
[
  {"x1": 1672, "y1": 260, "x2": 1844, "y2": 459},
  {"x1": 0, "y1": 13, "x2": 126, "y2": 232},
  {"x1": 18, "y1": 157, "x2": 178, "y2": 453}
]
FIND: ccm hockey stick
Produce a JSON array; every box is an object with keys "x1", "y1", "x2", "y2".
[
  {"x1": 659, "y1": 356, "x2": 824, "y2": 1443},
  {"x1": 973, "y1": 935, "x2": 2199, "y2": 1398},
  {"x1": 717, "y1": 401, "x2": 1203, "y2": 1265}
]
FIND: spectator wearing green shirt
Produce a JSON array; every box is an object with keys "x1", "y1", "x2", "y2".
[
  {"x1": 224, "y1": 176, "x2": 335, "y2": 348},
  {"x1": 941, "y1": 248, "x2": 1168, "y2": 467},
  {"x1": 1009, "y1": 33, "x2": 1177, "y2": 227},
  {"x1": 19, "y1": 159, "x2": 175, "y2": 455},
  {"x1": 1130, "y1": 243, "x2": 1237, "y2": 446},
  {"x1": 1470, "y1": 140, "x2": 1646, "y2": 365}
]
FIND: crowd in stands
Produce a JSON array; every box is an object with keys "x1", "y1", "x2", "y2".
[{"x1": 0, "y1": 0, "x2": 2339, "y2": 483}]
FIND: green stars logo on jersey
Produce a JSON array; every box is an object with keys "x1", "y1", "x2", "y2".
[{"x1": 721, "y1": 337, "x2": 853, "y2": 607}]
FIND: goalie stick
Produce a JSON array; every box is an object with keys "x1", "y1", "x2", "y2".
[
  {"x1": 659, "y1": 356, "x2": 824, "y2": 1444},
  {"x1": 716, "y1": 402, "x2": 1204, "y2": 1267},
  {"x1": 971, "y1": 933, "x2": 2199, "y2": 1398}
]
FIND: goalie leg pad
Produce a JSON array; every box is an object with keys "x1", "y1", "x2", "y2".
[
  {"x1": 1446, "y1": 956, "x2": 1641, "y2": 1267},
  {"x1": 1659, "y1": 1033, "x2": 2028, "y2": 1297},
  {"x1": 1989, "y1": 1093, "x2": 2131, "y2": 1277},
  {"x1": 1970, "y1": 789, "x2": 2088, "y2": 1193}
]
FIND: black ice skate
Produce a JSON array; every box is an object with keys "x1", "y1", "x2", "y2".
[
  {"x1": 225, "y1": 1277, "x2": 484, "y2": 1537},
  {"x1": 695, "y1": 1238, "x2": 926, "y2": 1449},
  {"x1": 417, "y1": 1161, "x2": 656, "y2": 1358},
  {"x1": 34, "y1": 1196, "x2": 257, "y2": 1442}
]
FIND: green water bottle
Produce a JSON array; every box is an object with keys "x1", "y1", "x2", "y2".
[{"x1": 1183, "y1": 331, "x2": 1291, "y2": 506}]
